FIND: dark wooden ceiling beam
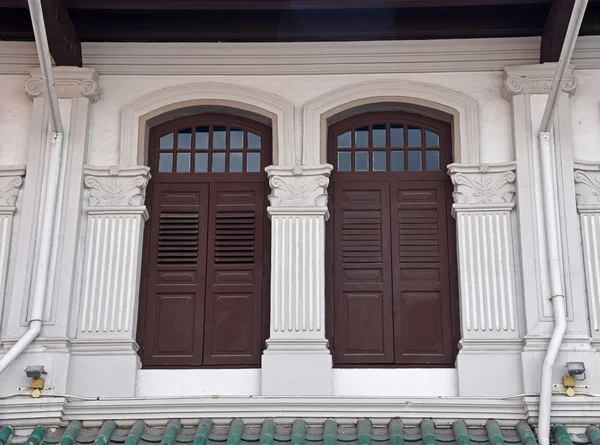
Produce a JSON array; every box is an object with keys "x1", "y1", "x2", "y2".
[
  {"x1": 37, "y1": 0, "x2": 82, "y2": 66},
  {"x1": 541, "y1": 0, "x2": 576, "y2": 62},
  {"x1": 1, "y1": 0, "x2": 552, "y2": 9}
]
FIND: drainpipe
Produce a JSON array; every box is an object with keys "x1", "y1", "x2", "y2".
[
  {"x1": 537, "y1": 1, "x2": 588, "y2": 444},
  {"x1": 0, "y1": 0, "x2": 64, "y2": 373}
]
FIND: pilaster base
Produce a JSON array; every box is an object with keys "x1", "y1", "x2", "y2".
[
  {"x1": 67, "y1": 340, "x2": 139, "y2": 397},
  {"x1": 456, "y1": 340, "x2": 523, "y2": 396},
  {"x1": 261, "y1": 342, "x2": 332, "y2": 395}
]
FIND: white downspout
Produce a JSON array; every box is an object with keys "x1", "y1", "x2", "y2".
[
  {"x1": 537, "y1": 1, "x2": 588, "y2": 444},
  {"x1": 0, "y1": 0, "x2": 65, "y2": 373}
]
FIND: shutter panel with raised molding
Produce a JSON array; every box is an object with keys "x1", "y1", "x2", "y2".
[
  {"x1": 141, "y1": 182, "x2": 209, "y2": 367},
  {"x1": 332, "y1": 181, "x2": 394, "y2": 364},
  {"x1": 203, "y1": 183, "x2": 266, "y2": 365}
]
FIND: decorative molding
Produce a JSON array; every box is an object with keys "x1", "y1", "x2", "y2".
[
  {"x1": 0, "y1": 166, "x2": 26, "y2": 208},
  {"x1": 502, "y1": 64, "x2": 577, "y2": 99},
  {"x1": 25, "y1": 67, "x2": 101, "y2": 103},
  {"x1": 83, "y1": 165, "x2": 151, "y2": 209},
  {"x1": 119, "y1": 82, "x2": 295, "y2": 167},
  {"x1": 266, "y1": 164, "x2": 333, "y2": 210},
  {"x1": 574, "y1": 160, "x2": 600, "y2": 211},
  {"x1": 448, "y1": 163, "x2": 516, "y2": 207},
  {"x1": 304, "y1": 79, "x2": 480, "y2": 165},
  {"x1": 5, "y1": 37, "x2": 600, "y2": 76},
  {"x1": 3, "y1": 395, "x2": 600, "y2": 430}
]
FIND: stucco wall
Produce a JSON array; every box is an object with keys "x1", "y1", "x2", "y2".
[{"x1": 0, "y1": 75, "x2": 31, "y2": 166}]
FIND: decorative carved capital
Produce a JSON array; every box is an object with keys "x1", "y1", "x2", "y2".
[
  {"x1": 502, "y1": 64, "x2": 577, "y2": 99},
  {"x1": 0, "y1": 166, "x2": 26, "y2": 208},
  {"x1": 448, "y1": 162, "x2": 516, "y2": 208},
  {"x1": 25, "y1": 67, "x2": 101, "y2": 103},
  {"x1": 574, "y1": 160, "x2": 600, "y2": 212},
  {"x1": 83, "y1": 165, "x2": 151, "y2": 210},
  {"x1": 266, "y1": 164, "x2": 333, "y2": 211}
]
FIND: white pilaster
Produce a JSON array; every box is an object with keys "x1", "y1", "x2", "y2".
[
  {"x1": 575, "y1": 161, "x2": 600, "y2": 350},
  {"x1": 0, "y1": 68, "x2": 99, "y2": 396},
  {"x1": 449, "y1": 162, "x2": 523, "y2": 396},
  {"x1": 67, "y1": 165, "x2": 150, "y2": 397},
  {"x1": 0, "y1": 167, "x2": 25, "y2": 336},
  {"x1": 261, "y1": 164, "x2": 333, "y2": 395},
  {"x1": 504, "y1": 64, "x2": 595, "y2": 394}
]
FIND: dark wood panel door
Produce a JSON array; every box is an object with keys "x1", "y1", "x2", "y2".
[
  {"x1": 390, "y1": 181, "x2": 454, "y2": 365},
  {"x1": 332, "y1": 181, "x2": 394, "y2": 364},
  {"x1": 203, "y1": 182, "x2": 266, "y2": 365},
  {"x1": 141, "y1": 182, "x2": 209, "y2": 367}
]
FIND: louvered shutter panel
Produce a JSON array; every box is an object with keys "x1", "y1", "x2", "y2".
[
  {"x1": 141, "y1": 183, "x2": 209, "y2": 367},
  {"x1": 203, "y1": 182, "x2": 266, "y2": 365},
  {"x1": 390, "y1": 181, "x2": 454, "y2": 365},
  {"x1": 333, "y1": 181, "x2": 394, "y2": 364}
]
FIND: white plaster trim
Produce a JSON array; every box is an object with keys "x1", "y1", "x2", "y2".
[
  {"x1": 5, "y1": 36, "x2": 600, "y2": 76},
  {"x1": 0, "y1": 166, "x2": 26, "y2": 208},
  {"x1": 448, "y1": 162, "x2": 517, "y2": 206},
  {"x1": 119, "y1": 83, "x2": 295, "y2": 167},
  {"x1": 25, "y1": 67, "x2": 101, "y2": 103},
  {"x1": 303, "y1": 79, "x2": 479, "y2": 165},
  {"x1": 503, "y1": 64, "x2": 577, "y2": 99},
  {"x1": 3, "y1": 395, "x2": 600, "y2": 430},
  {"x1": 574, "y1": 160, "x2": 600, "y2": 211}
]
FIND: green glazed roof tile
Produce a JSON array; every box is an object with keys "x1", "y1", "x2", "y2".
[{"x1": 2, "y1": 419, "x2": 598, "y2": 445}]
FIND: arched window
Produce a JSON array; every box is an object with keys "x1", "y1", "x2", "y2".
[
  {"x1": 137, "y1": 114, "x2": 271, "y2": 368},
  {"x1": 326, "y1": 111, "x2": 459, "y2": 367}
]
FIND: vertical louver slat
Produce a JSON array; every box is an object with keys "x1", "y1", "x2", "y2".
[
  {"x1": 158, "y1": 213, "x2": 200, "y2": 264},
  {"x1": 214, "y1": 212, "x2": 256, "y2": 263}
]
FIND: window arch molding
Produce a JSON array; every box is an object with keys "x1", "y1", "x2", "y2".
[
  {"x1": 303, "y1": 79, "x2": 480, "y2": 166},
  {"x1": 119, "y1": 82, "x2": 295, "y2": 168}
]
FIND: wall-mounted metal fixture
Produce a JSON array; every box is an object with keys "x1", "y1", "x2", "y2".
[
  {"x1": 24, "y1": 365, "x2": 47, "y2": 398},
  {"x1": 566, "y1": 362, "x2": 586, "y2": 377}
]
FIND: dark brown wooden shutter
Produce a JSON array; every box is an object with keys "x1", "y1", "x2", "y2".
[
  {"x1": 203, "y1": 182, "x2": 266, "y2": 365},
  {"x1": 333, "y1": 181, "x2": 394, "y2": 364},
  {"x1": 390, "y1": 181, "x2": 454, "y2": 364},
  {"x1": 141, "y1": 183, "x2": 209, "y2": 367}
]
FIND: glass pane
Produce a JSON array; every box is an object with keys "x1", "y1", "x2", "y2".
[
  {"x1": 195, "y1": 153, "x2": 208, "y2": 172},
  {"x1": 230, "y1": 128, "x2": 243, "y2": 149},
  {"x1": 355, "y1": 127, "x2": 369, "y2": 148},
  {"x1": 426, "y1": 130, "x2": 440, "y2": 147},
  {"x1": 373, "y1": 151, "x2": 387, "y2": 171},
  {"x1": 212, "y1": 153, "x2": 226, "y2": 172},
  {"x1": 391, "y1": 124, "x2": 404, "y2": 147},
  {"x1": 426, "y1": 150, "x2": 440, "y2": 171},
  {"x1": 247, "y1": 152, "x2": 261, "y2": 172},
  {"x1": 195, "y1": 126, "x2": 209, "y2": 149},
  {"x1": 159, "y1": 132, "x2": 174, "y2": 149},
  {"x1": 176, "y1": 152, "x2": 191, "y2": 172},
  {"x1": 337, "y1": 131, "x2": 351, "y2": 148},
  {"x1": 355, "y1": 151, "x2": 369, "y2": 171},
  {"x1": 408, "y1": 126, "x2": 422, "y2": 147},
  {"x1": 178, "y1": 128, "x2": 192, "y2": 149},
  {"x1": 373, "y1": 124, "x2": 386, "y2": 148},
  {"x1": 248, "y1": 132, "x2": 261, "y2": 149},
  {"x1": 337, "y1": 152, "x2": 351, "y2": 172},
  {"x1": 408, "y1": 151, "x2": 422, "y2": 171},
  {"x1": 213, "y1": 126, "x2": 226, "y2": 149},
  {"x1": 158, "y1": 152, "x2": 173, "y2": 172},
  {"x1": 230, "y1": 152, "x2": 243, "y2": 172},
  {"x1": 391, "y1": 151, "x2": 404, "y2": 171}
]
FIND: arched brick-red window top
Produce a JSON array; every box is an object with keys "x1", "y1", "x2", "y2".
[
  {"x1": 138, "y1": 114, "x2": 271, "y2": 368},
  {"x1": 326, "y1": 111, "x2": 460, "y2": 367}
]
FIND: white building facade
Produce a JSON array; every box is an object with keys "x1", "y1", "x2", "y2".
[{"x1": 1, "y1": 35, "x2": 600, "y2": 428}]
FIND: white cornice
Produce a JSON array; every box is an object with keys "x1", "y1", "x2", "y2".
[
  {"x1": 3, "y1": 395, "x2": 600, "y2": 431},
  {"x1": 4, "y1": 37, "x2": 600, "y2": 76}
]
